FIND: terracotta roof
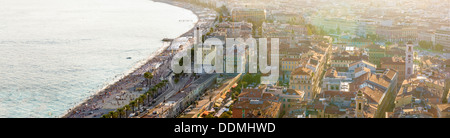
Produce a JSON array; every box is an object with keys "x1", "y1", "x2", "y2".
[
  {"x1": 285, "y1": 89, "x2": 305, "y2": 96},
  {"x1": 354, "y1": 67, "x2": 371, "y2": 74},
  {"x1": 349, "y1": 60, "x2": 376, "y2": 68},
  {"x1": 324, "y1": 105, "x2": 346, "y2": 115},
  {"x1": 360, "y1": 86, "x2": 385, "y2": 104},
  {"x1": 384, "y1": 69, "x2": 397, "y2": 81},
  {"x1": 380, "y1": 56, "x2": 405, "y2": 64},
  {"x1": 331, "y1": 55, "x2": 368, "y2": 61},
  {"x1": 320, "y1": 91, "x2": 356, "y2": 99},
  {"x1": 291, "y1": 67, "x2": 312, "y2": 75},
  {"x1": 324, "y1": 67, "x2": 338, "y2": 78},
  {"x1": 349, "y1": 72, "x2": 371, "y2": 92},
  {"x1": 232, "y1": 100, "x2": 281, "y2": 118},
  {"x1": 239, "y1": 88, "x2": 263, "y2": 98},
  {"x1": 437, "y1": 104, "x2": 450, "y2": 112}
]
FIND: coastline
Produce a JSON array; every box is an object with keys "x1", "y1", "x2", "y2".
[{"x1": 61, "y1": 0, "x2": 201, "y2": 118}]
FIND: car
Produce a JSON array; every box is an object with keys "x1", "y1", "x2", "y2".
[{"x1": 153, "y1": 111, "x2": 158, "y2": 115}]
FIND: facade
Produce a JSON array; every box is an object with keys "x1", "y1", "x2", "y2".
[
  {"x1": 375, "y1": 25, "x2": 418, "y2": 43},
  {"x1": 435, "y1": 28, "x2": 450, "y2": 51},
  {"x1": 366, "y1": 44, "x2": 385, "y2": 67},
  {"x1": 290, "y1": 67, "x2": 313, "y2": 101},
  {"x1": 380, "y1": 56, "x2": 406, "y2": 84},
  {"x1": 356, "y1": 69, "x2": 398, "y2": 118},
  {"x1": 405, "y1": 42, "x2": 414, "y2": 79},
  {"x1": 322, "y1": 67, "x2": 351, "y2": 92},
  {"x1": 231, "y1": 8, "x2": 266, "y2": 24},
  {"x1": 348, "y1": 60, "x2": 377, "y2": 73},
  {"x1": 281, "y1": 58, "x2": 303, "y2": 81}
]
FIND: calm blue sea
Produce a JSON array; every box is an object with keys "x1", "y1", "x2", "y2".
[{"x1": 0, "y1": 0, "x2": 197, "y2": 117}]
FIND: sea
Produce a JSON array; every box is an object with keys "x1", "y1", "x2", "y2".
[{"x1": 0, "y1": 0, "x2": 198, "y2": 117}]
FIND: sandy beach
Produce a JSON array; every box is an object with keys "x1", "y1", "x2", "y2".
[{"x1": 61, "y1": 0, "x2": 208, "y2": 118}]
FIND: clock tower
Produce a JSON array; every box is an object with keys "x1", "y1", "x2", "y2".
[{"x1": 405, "y1": 41, "x2": 414, "y2": 78}]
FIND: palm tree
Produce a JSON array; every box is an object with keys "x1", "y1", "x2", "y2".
[
  {"x1": 112, "y1": 111, "x2": 119, "y2": 118},
  {"x1": 136, "y1": 99, "x2": 142, "y2": 111},
  {"x1": 129, "y1": 101, "x2": 136, "y2": 113},
  {"x1": 144, "y1": 72, "x2": 153, "y2": 87},
  {"x1": 140, "y1": 94, "x2": 147, "y2": 105},
  {"x1": 151, "y1": 87, "x2": 157, "y2": 98},
  {"x1": 146, "y1": 92, "x2": 150, "y2": 104},
  {"x1": 124, "y1": 105, "x2": 130, "y2": 117},
  {"x1": 101, "y1": 114, "x2": 109, "y2": 118},
  {"x1": 155, "y1": 84, "x2": 161, "y2": 94},
  {"x1": 108, "y1": 111, "x2": 115, "y2": 118},
  {"x1": 117, "y1": 108, "x2": 124, "y2": 118}
]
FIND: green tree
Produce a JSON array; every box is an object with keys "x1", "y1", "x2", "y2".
[
  {"x1": 435, "y1": 43, "x2": 444, "y2": 51},
  {"x1": 117, "y1": 108, "x2": 124, "y2": 118},
  {"x1": 129, "y1": 101, "x2": 136, "y2": 113},
  {"x1": 144, "y1": 72, "x2": 153, "y2": 87},
  {"x1": 124, "y1": 105, "x2": 130, "y2": 116}
]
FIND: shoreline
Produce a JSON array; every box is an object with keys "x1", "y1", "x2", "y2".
[{"x1": 61, "y1": 0, "x2": 201, "y2": 118}]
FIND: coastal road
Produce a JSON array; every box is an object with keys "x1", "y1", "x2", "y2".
[{"x1": 137, "y1": 73, "x2": 192, "y2": 118}]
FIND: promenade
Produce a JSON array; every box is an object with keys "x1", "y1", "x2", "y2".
[{"x1": 62, "y1": 0, "x2": 216, "y2": 118}]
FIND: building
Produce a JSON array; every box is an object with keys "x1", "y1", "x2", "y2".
[
  {"x1": 330, "y1": 51, "x2": 368, "y2": 71},
  {"x1": 355, "y1": 90, "x2": 365, "y2": 118},
  {"x1": 231, "y1": 8, "x2": 266, "y2": 24},
  {"x1": 405, "y1": 41, "x2": 414, "y2": 79},
  {"x1": 348, "y1": 60, "x2": 377, "y2": 73},
  {"x1": 380, "y1": 56, "x2": 405, "y2": 84},
  {"x1": 436, "y1": 104, "x2": 450, "y2": 118},
  {"x1": 232, "y1": 87, "x2": 281, "y2": 118},
  {"x1": 354, "y1": 69, "x2": 398, "y2": 118},
  {"x1": 375, "y1": 25, "x2": 418, "y2": 43},
  {"x1": 322, "y1": 67, "x2": 351, "y2": 92},
  {"x1": 366, "y1": 44, "x2": 385, "y2": 66},
  {"x1": 281, "y1": 58, "x2": 304, "y2": 81},
  {"x1": 435, "y1": 28, "x2": 450, "y2": 51},
  {"x1": 290, "y1": 67, "x2": 313, "y2": 101}
]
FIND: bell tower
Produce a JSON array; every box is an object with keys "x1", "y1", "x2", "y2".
[
  {"x1": 405, "y1": 41, "x2": 414, "y2": 78},
  {"x1": 355, "y1": 90, "x2": 365, "y2": 118}
]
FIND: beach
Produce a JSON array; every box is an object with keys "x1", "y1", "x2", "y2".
[{"x1": 62, "y1": 0, "x2": 214, "y2": 118}]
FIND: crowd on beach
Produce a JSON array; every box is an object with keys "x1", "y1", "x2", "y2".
[
  {"x1": 64, "y1": 45, "x2": 178, "y2": 118},
  {"x1": 63, "y1": 0, "x2": 212, "y2": 118}
]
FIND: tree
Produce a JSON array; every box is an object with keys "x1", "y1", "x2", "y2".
[
  {"x1": 124, "y1": 105, "x2": 130, "y2": 116},
  {"x1": 385, "y1": 41, "x2": 392, "y2": 46},
  {"x1": 204, "y1": 114, "x2": 215, "y2": 118},
  {"x1": 101, "y1": 114, "x2": 109, "y2": 118},
  {"x1": 144, "y1": 72, "x2": 153, "y2": 87},
  {"x1": 435, "y1": 43, "x2": 444, "y2": 51},
  {"x1": 129, "y1": 101, "x2": 136, "y2": 113},
  {"x1": 219, "y1": 111, "x2": 232, "y2": 118},
  {"x1": 108, "y1": 111, "x2": 115, "y2": 118},
  {"x1": 117, "y1": 108, "x2": 124, "y2": 118},
  {"x1": 140, "y1": 94, "x2": 147, "y2": 105},
  {"x1": 419, "y1": 40, "x2": 432, "y2": 49},
  {"x1": 150, "y1": 87, "x2": 157, "y2": 98}
]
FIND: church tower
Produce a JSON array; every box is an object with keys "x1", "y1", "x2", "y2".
[
  {"x1": 405, "y1": 41, "x2": 414, "y2": 78},
  {"x1": 355, "y1": 90, "x2": 365, "y2": 118}
]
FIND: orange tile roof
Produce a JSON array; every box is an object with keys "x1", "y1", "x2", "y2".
[{"x1": 291, "y1": 67, "x2": 312, "y2": 75}]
